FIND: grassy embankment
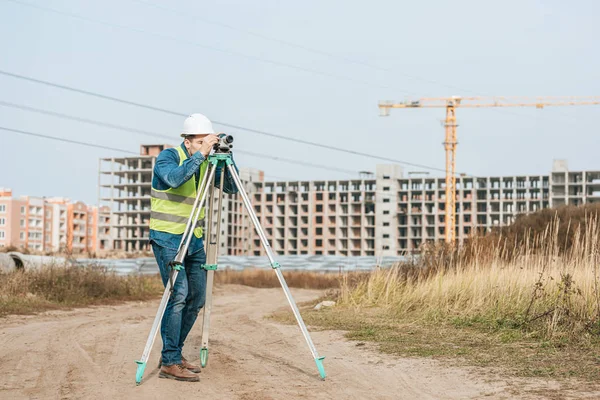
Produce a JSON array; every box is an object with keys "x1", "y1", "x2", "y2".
[
  {"x1": 0, "y1": 265, "x2": 351, "y2": 317},
  {"x1": 274, "y1": 205, "x2": 600, "y2": 381},
  {"x1": 4, "y1": 204, "x2": 600, "y2": 382},
  {"x1": 0, "y1": 266, "x2": 163, "y2": 316}
]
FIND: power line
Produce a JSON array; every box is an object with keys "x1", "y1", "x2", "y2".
[
  {"x1": 7, "y1": 0, "x2": 579, "y2": 134},
  {"x1": 12, "y1": 0, "x2": 560, "y2": 125},
  {"x1": 129, "y1": 0, "x2": 582, "y2": 124},
  {"x1": 263, "y1": 174, "x2": 295, "y2": 181},
  {"x1": 128, "y1": 0, "x2": 463, "y2": 94},
  {"x1": 0, "y1": 70, "x2": 185, "y2": 117},
  {"x1": 27, "y1": 0, "x2": 561, "y2": 133},
  {"x1": 0, "y1": 70, "x2": 452, "y2": 174},
  {"x1": 6, "y1": 0, "x2": 412, "y2": 94},
  {"x1": 238, "y1": 149, "x2": 356, "y2": 175},
  {"x1": 213, "y1": 120, "x2": 451, "y2": 173},
  {"x1": 0, "y1": 126, "x2": 418, "y2": 200},
  {"x1": 0, "y1": 100, "x2": 169, "y2": 140},
  {"x1": 0, "y1": 100, "x2": 358, "y2": 175},
  {"x1": 144, "y1": 1, "x2": 593, "y2": 125},
  {"x1": 0, "y1": 126, "x2": 138, "y2": 154},
  {"x1": 0, "y1": 126, "x2": 401, "y2": 201},
  {"x1": 3, "y1": 2, "x2": 539, "y2": 174}
]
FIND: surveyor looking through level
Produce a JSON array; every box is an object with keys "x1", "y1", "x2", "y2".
[{"x1": 148, "y1": 113, "x2": 239, "y2": 382}]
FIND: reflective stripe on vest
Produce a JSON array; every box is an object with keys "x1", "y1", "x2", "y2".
[
  {"x1": 149, "y1": 210, "x2": 205, "y2": 226},
  {"x1": 149, "y1": 146, "x2": 208, "y2": 238}
]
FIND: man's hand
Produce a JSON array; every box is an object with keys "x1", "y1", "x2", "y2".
[{"x1": 199, "y1": 135, "x2": 219, "y2": 157}]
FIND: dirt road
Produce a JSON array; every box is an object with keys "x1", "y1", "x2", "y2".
[{"x1": 0, "y1": 285, "x2": 596, "y2": 399}]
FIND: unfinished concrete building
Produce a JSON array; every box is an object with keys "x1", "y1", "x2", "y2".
[
  {"x1": 201, "y1": 168, "x2": 264, "y2": 257},
  {"x1": 234, "y1": 164, "x2": 551, "y2": 256},
  {"x1": 99, "y1": 146, "x2": 599, "y2": 256},
  {"x1": 97, "y1": 206, "x2": 111, "y2": 252},
  {"x1": 550, "y1": 160, "x2": 600, "y2": 207},
  {"x1": 99, "y1": 145, "x2": 262, "y2": 254},
  {"x1": 229, "y1": 161, "x2": 598, "y2": 256},
  {"x1": 221, "y1": 168, "x2": 264, "y2": 255},
  {"x1": 99, "y1": 145, "x2": 164, "y2": 252},
  {"x1": 244, "y1": 165, "x2": 402, "y2": 257},
  {"x1": 396, "y1": 174, "x2": 550, "y2": 253}
]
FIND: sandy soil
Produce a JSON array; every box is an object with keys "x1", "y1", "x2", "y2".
[{"x1": 1, "y1": 285, "x2": 598, "y2": 400}]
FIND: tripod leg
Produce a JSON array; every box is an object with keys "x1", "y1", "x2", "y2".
[
  {"x1": 199, "y1": 173, "x2": 215, "y2": 367},
  {"x1": 135, "y1": 162, "x2": 217, "y2": 385},
  {"x1": 199, "y1": 269, "x2": 214, "y2": 367},
  {"x1": 199, "y1": 168, "x2": 226, "y2": 367},
  {"x1": 226, "y1": 163, "x2": 327, "y2": 380}
]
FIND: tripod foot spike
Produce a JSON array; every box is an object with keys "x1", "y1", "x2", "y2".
[
  {"x1": 200, "y1": 347, "x2": 208, "y2": 368},
  {"x1": 315, "y1": 356, "x2": 326, "y2": 380},
  {"x1": 135, "y1": 360, "x2": 146, "y2": 385}
]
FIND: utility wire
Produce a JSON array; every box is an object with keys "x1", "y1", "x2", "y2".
[
  {"x1": 6, "y1": 0, "x2": 578, "y2": 134},
  {"x1": 0, "y1": 126, "x2": 138, "y2": 154},
  {"x1": 0, "y1": 100, "x2": 358, "y2": 175},
  {"x1": 12, "y1": 0, "x2": 556, "y2": 110},
  {"x1": 0, "y1": 126, "x2": 402, "y2": 199},
  {"x1": 129, "y1": 0, "x2": 463, "y2": 94},
  {"x1": 263, "y1": 174, "x2": 294, "y2": 181},
  {"x1": 129, "y1": 0, "x2": 580, "y2": 123},
  {"x1": 5, "y1": 0, "x2": 412, "y2": 94},
  {"x1": 236, "y1": 149, "x2": 357, "y2": 175},
  {"x1": 4, "y1": 2, "x2": 545, "y2": 172},
  {"x1": 2, "y1": 126, "x2": 446, "y2": 202},
  {"x1": 12, "y1": 0, "x2": 544, "y2": 123},
  {"x1": 0, "y1": 100, "x2": 169, "y2": 140},
  {"x1": 0, "y1": 70, "x2": 453, "y2": 174}
]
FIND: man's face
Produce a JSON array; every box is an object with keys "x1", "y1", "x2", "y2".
[{"x1": 184, "y1": 135, "x2": 208, "y2": 156}]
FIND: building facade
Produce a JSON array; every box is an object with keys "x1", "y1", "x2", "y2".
[
  {"x1": 229, "y1": 160, "x2": 598, "y2": 257},
  {"x1": 550, "y1": 160, "x2": 600, "y2": 207},
  {"x1": 243, "y1": 165, "x2": 399, "y2": 257},
  {"x1": 395, "y1": 173, "x2": 550, "y2": 253},
  {"x1": 98, "y1": 147, "x2": 600, "y2": 256},
  {"x1": 99, "y1": 144, "x2": 262, "y2": 254},
  {"x1": 99, "y1": 144, "x2": 161, "y2": 252},
  {"x1": 0, "y1": 189, "x2": 103, "y2": 253},
  {"x1": 44, "y1": 198, "x2": 69, "y2": 252}
]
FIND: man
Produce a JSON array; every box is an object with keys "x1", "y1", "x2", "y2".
[{"x1": 149, "y1": 113, "x2": 238, "y2": 382}]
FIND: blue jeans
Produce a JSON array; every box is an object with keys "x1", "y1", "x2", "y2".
[{"x1": 152, "y1": 241, "x2": 207, "y2": 366}]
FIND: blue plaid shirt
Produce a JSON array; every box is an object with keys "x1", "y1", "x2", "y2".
[{"x1": 149, "y1": 143, "x2": 238, "y2": 254}]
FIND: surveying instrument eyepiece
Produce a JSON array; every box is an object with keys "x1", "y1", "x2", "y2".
[
  {"x1": 213, "y1": 133, "x2": 233, "y2": 153},
  {"x1": 135, "y1": 144, "x2": 326, "y2": 385}
]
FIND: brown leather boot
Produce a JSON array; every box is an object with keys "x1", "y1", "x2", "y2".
[
  {"x1": 159, "y1": 364, "x2": 200, "y2": 382},
  {"x1": 181, "y1": 356, "x2": 202, "y2": 373}
]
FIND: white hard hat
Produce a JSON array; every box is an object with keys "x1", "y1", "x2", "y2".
[{"x1": 181, "y1": 113, "x2": 215, "y2": 137}]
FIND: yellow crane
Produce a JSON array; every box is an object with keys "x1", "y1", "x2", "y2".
[{"x1": 378, "y1": 96, "x2": 600, "y2": 244}]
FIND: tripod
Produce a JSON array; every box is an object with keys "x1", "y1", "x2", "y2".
[{"x1": 135, "y1": 149, "x2": 326, "y2": 385}]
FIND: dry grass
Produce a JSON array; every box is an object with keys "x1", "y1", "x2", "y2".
[
  {"x1": 0, "y1": 265, "x2": 164, "y2": 316},
  {"x1": 271, "y1": 213, "x2": 600, "y2": 382},
  {"x1": 0, "y1": 266, "x2": 351, "y2": 317},
  {"x1": 0, "y1": 244, "x2": 153, "y2": 259},
  {"x1": 341, "y1": 215, "x2": 600, "y2": 342},
  {"x1": 215, "y1": 268, "x2": 366, "y2": 289}
]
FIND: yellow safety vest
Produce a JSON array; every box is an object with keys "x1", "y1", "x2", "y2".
[{"x1": 150, "y1": 146, "x2": 208, "y2": 238}]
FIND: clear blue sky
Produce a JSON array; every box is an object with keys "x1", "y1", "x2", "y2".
[{"x1": 1, "y1": 0, "x2": 599, "y2": 204}]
